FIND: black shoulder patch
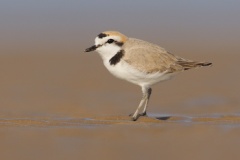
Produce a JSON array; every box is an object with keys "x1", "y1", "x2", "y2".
[
  {"x1": 98, "y1": 33, "x2": 107, "y2": 38},
  {"x1": 109, "y1": 50, "x2": 125, "y2": 65}
]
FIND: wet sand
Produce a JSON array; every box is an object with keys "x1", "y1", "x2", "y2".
[
  {"x1": 0, "y1": 52, "x2": 240, "y2": 160},
  {"x1": 2, "y1": 114, "x2": 240, "y2": 127},
  {"x1": 1, "y1": 1, "x2": 240, "y2": 159},
  {"x1": 1, "y1": 115, "x2": 240, "y2": 160}
]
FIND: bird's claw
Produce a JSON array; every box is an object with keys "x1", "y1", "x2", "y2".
[{"x1": 129, "y1": 112, "x2": 147, "y2": 121}]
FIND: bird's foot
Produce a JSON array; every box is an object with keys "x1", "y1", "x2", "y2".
[
  {"x1": 131, "y1": 114, "x2": 140, "y2": 121},
  {"x1": 129, "y1": 112, "x2": 147, "y2": 121}
]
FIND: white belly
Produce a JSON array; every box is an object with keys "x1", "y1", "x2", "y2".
[{"x1": 103, "y1": 59, "x2": 174, "y2": 87}]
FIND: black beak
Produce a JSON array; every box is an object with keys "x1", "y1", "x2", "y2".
[{"x1": 85, "y1": 45, "x2": 97, "y2": 52}]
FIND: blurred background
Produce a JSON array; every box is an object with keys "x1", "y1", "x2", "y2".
[
  {"x1": 1, "y1": 0, "x2": 239, "y2": 117},
  {"x1": 1, "y1": 1, "x2": 240, "y2": 160}
]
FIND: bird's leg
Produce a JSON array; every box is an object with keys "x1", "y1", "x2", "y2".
[
  {"x1": 140, "y1": 88, "x2": 152, "y2": 116},
  {"x1": 131, "y1": 95, "x2": 147, "y2": 121},
  {"x1": 131, "y1": 87, "x2": 149, "y2": 121}
]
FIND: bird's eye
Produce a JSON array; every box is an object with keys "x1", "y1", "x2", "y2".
[{"x1": 107, "y1": 39, "x2": 114, "y2": 44}]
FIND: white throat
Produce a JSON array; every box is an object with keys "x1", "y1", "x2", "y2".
[{"x1": 96, "y1": 44, "x2": 122, "y2": 62}]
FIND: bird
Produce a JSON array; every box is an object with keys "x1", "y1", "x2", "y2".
[{"x1": 85, "y1": 31, "x2": 212, "y2": 121}]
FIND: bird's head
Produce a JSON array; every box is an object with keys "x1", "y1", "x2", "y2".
[{"x1": 85, "y1": 31, "x2": 128, "y2": 56}]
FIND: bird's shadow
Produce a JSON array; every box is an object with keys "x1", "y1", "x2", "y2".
[{"x1": 155, "y1": 116, "x2": 171, "y2": 121}]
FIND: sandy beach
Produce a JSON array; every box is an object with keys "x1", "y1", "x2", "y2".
[
  {"x1": 1, "y1": 1, "x2": 240, "y2": 159},
  {"x1": 1, "y1": 114, "x2": 240, "y2": 160},
  {"x1": 0, "y1": 52, "x2": 240, "y2": 160}
]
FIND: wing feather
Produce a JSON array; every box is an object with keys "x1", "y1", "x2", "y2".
[{"x1": 123, "y1": 38, "x2": 184, "y2": 73}]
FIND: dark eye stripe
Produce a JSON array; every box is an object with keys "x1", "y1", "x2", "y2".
[
  {"x1": 106, "y1": 39, "x2": 123, "y2": 47},
  {"x1": 115, "y1": 41, "x2": 123, "y2": 47}
]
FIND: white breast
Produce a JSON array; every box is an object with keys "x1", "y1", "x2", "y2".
[{"x1": 102, "y1": 58, "x2": 174, "y2": 87}]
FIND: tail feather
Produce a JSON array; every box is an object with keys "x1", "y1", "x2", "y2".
[{"x1": 177, "y1": 60, "x2": 212, "y2": 70}]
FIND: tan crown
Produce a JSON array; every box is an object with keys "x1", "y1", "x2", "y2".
[{"x1": 102, "y1": 31, "x2": 128, "y2": 43}]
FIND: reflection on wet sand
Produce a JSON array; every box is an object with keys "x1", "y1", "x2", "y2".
[{"x1": 1, "y1": 114, "x2": 240, "y2": 127}]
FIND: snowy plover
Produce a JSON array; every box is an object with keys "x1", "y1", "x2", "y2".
[{"x1": 85, "y1": 31, "x2": 212, "y2": 121}]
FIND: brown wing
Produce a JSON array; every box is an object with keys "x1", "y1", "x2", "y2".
[
  {"x1": 123, "y1": 39, "x2": 184, "y2": 73},
  {"x1": 123, "y1": 38, "x2": 212, "y2": 73}
]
